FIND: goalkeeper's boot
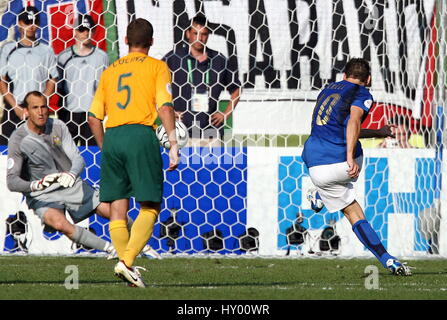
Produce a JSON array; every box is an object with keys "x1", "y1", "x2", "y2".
[
  {"x1": 386, "y1": 259, "x2": 412, "y2": 276},
  {"x1": 106, "y1": 248, "x2": 118, "y2": 260},
  {"x1": 114, "y1": 260, "x2": 147, "y2": 288},
  {"x1": 104, "y1": 242, "x2": 118, "y2": 260},
  {"x1": 141, "y1": 245, "x2": 162, "y2": 260},
  {"x1": 307, "y1": 188, "x2": 324, "y2": 213}
]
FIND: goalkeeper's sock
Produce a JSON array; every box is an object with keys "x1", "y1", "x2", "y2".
[
  {"x1": 109, "y1": 220, "x2": 130, "y2": 259},
  {"x1": 123, "y1": 207, "x2": 159, "y2": 267},
  {"x1": 72, "y1": 225, "x2": 109, "y2": 251},
  {"x1": 352, "y1": 219, "x2": 394, "y2": 268},
  {"x1": 127, "y1": 216, "x2": 134, "y2": 231}
]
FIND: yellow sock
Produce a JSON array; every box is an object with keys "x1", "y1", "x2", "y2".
[
  {"x1": 123, "y1": 207, "x2": 159, "y2": 267},
  {"x1": 109, "y1": 220, "x2": 129, "y2": 260}
]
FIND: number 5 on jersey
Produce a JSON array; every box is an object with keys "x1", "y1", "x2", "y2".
[{"x1": 117, "y1": 73, "x2": 132, "y2": 109}]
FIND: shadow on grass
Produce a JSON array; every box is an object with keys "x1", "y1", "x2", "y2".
[
  {"x1": 405, "y1": 271, "x2": 447, "y2": 276},
  {"x1": 0, "y1": 280, "x2": 118, "y2": 285},
  {"x1": 372, "y1": 271, "x2": 447, "y2": 277},
  {"x1": 153, "y1": 281, "x2": 314, "y2": 288}
]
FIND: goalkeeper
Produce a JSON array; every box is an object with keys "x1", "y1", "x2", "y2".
[{"x1": 6, "y1": 91, "x2": 116, "y2": 256}]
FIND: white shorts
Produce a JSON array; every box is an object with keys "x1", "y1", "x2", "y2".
[{"x1": 308, "y1": 156, "x2": 363, "y2": 213}]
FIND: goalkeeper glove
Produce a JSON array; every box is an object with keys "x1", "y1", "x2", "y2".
[
  {"x1": 58, "y1": 172, "x2": 76, "y2": 188},
  {"x1": 30, "y1": 173, "x2": 61, "y2": 192}
]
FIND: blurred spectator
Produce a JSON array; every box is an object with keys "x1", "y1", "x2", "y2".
[
  {"x1": 56, "y1": 14, "x2": 108, "y2": 146},
  {"x1": 163, "y1": 14, "x2": 241, "y2": 147},
  {"x1": 380, "y1": 114, "x2": 415, "y2": 148},
  {"x1": 0, "y1": 6, "x2": 58, "y2": 145}
]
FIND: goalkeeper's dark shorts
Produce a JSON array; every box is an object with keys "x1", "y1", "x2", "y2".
[
  {"x1": 99, "y1": 124, "x2": 163, "y2": 203},
  {"x1": 28, "y1": 179, "x2": 99, "y2": 224}
]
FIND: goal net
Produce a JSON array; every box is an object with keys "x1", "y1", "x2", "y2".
[{"x1": 0, "y1": 0, "x2": 446, "y2": 258}]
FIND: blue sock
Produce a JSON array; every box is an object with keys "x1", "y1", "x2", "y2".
[{"x1": 352, "y1": 219, "x2": 394, "y2": 268}]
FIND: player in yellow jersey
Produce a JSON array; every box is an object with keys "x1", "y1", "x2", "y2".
[{"x1": 88, "y1": 18, "x2": 179, "y2": 288}]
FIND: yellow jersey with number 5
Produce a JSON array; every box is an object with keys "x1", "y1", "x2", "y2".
[{"x1": 89, "y1": 52, "x2": 173, "y2": 128}]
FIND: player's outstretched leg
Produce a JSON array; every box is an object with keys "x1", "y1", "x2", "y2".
[
  {"x1": 126, "y1": 213, "x2": 162, "y2": 259},
  {"x1": 107, "y1": 199, "x2": 131, "y2": 260},
  {"x1": 122, "y1": 204, "x2": 159, "y2": 267},
  {"x1": 105, "y1": 215, "x2": 161, "y2": 260},
  {"x1": 343, "y1": 201, "x2": 412, "y2": 276},
  {"x1": 111, "y1": 203, "x2": 159, "y2": 287},
  {"x1": 72, "y1": 225, "x2": 115, "y2": 254},
  {"x1": 43, "y1": 208, "x2": 115, "y2": 255}
]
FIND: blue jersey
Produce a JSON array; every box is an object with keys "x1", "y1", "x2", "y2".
[{"x1": 302, "y1": 80, "x2": 373, "y2": 168}]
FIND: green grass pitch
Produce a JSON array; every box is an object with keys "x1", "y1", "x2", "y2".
[{"x1": 0, "y1": 256, "x2": 446, "y2": 300}]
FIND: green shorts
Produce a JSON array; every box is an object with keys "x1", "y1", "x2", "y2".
[{"x1": 100, "y1": 124, "x2": 163, "y2": 203}]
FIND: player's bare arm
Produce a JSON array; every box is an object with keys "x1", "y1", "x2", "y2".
[
  {"x1": 0, "y1": 76, "x2": 23, "y2": 119},
  {"x1": 359, "y1": 124, "x2": 396, "y2": 139},
  {"x1": 211, "y1": 87, "x2": 241, "y2": 126},
  {"x1": 346, "y1": 106, "x2": 363, "y2": 178},
  {"x1": 43, "y1": 78, "x2": 57, "y2": 99},
  {"x1": 88, "y1": 113, "x2": 104, "y2": 149},
  {"x1": 158, "y1": 104, "x2": 179, "y2": 171}
]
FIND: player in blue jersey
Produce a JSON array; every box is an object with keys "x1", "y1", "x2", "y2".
[{"x1": 302, "y1": 58, "x2": 412, "y2": 276}]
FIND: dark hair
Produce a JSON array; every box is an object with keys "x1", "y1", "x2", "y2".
[
  {"x1": 126, "y1": 18, "x2": 153, "y2": 48},
  {"x1": 188, "y1": 14, "x2": 208, "y2": 30},
  {"x1": 75, "y1": 14, "x2": 95, "y2": 32},
  {"x1": 18, "y1": 6, "x2": 40, "y2": 25},
  {"x1": 344, "y1": 58, "x2": 370, "y2": 83},
  {"x1": 22, "y1": 91, "x2": 46, "y2": 108}
]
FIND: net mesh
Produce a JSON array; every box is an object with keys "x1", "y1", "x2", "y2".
[{"x1": 0, "y1": 0, "x2": 445, "y2": 258}]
